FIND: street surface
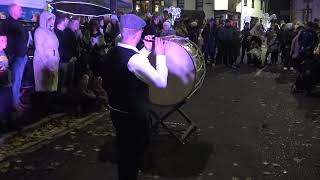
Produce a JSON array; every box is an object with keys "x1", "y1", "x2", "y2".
[{"x1": 0, "y1": 64, "x2": 320, "y2": 180}]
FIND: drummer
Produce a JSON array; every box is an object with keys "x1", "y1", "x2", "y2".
[{"x1": 101, "y1": 14, "x2": 168, "y2": 180}]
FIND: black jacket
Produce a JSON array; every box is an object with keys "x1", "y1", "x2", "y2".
[
  {"x1": 0, "y1": 16, "x2": 28, "y2": 57},
  {"x1": 64, "y1": 28, "x2": 78, "y2": 59},
  {"x1": 55, "y1": 28, "x2": 70, "y2": 63}
]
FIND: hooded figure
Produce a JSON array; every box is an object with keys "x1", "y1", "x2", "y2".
[{"x1": 33, "y1": 11, "x2": 59, "y2": 92}]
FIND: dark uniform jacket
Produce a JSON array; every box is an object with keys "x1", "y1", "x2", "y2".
[{"x1": 102, "y1": 46, "x2": 149, "y2": 116}]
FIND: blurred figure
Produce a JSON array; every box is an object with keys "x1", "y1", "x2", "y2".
[
  {"x1": 217, "y1": 19, "x2": 238, "y2": 67},
  {"x1": 0, "y1": 12, "x2": 6, "y2": 19},
  {"x1": 298, "y1": 22, "x2": 319, "y2": 61},
  {"x1": 201, "y1": 17, "x2": 217, "y2": 66},
  {"x1": 55, "y1": 14, "x2": 73, "y2": 93},
  {"x1": 87, "y1": 18, "x2": 107, "y2": 76},
  {"x1": 279, "y1": 23, "x2": 295, "y2": 70},
  {"x1": 107, "y1": 15, "x2": 121, "y2": 46},
  {"x1": 0, "y1": 4, "x2": 29, "y2": 110},
  {"x1": 247, "y1": 36, "x2": 263, "y2": 68},
  {"x1": 187, "y1": 20, "x2": 200, "y2": 44},
  {"x1": 64, "y1": 17, "x2": 80, "y2": 85},
  {"x1": 0, "y1": 29, "x2": 13, "y2": 133},
  {"x1": 291, "y1": 25, "x2": 304, "y2": 64},
  {"x1": 143, "y1": 14, "x2": 162, "y2": 38},
  {"x1": 65, "y1": 17, "x2": 80, "y2": 58},
  {"x1": 175, "y1": 19, "x2": 188, "y2": 37},
  {"x1": 33, "y1": 11, "x2": 59, "y2": 114},
  {"x1": 266, "y1": 24, "x2": 280, "y2": 65},
  {"x1": 161, "y1": 21, "x2": 176, "y2": 36},
  {"x1": 240, "y1": 22, "x2": 251, "y2": 64},
  {"x1": 34, "y1": 11, "x2": 59, "y2": 92}
]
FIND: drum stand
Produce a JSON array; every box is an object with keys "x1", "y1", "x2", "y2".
[{"x1": 149, "y1": 100, "x2": 198, "y2": 144}]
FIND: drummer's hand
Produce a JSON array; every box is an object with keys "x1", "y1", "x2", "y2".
[
  {"x1": 143, "y1": 35, "x2": 154, "y2": 51},
  {"x1": 155, "y1": 37, "x2": 166, "y2": 56}
]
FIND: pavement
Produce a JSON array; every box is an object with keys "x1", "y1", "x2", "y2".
[{"x1": 0, "y1": 64, "x2": 320, "y2": 180}]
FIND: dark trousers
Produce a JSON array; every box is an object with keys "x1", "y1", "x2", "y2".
[
  {"x1": 58, "y1": 61, "x2": 75, "y2": 93},
  {"x1": 282, "y1": 48, "x2": 293, "y2": 68},
  {"x1": 0, "y1": 87, "x2": 13, "y2": 129},
  {"x1": 270, "y1": 52, "x2": 279, "y2": 65},
  {"x1": 222, "y1": 46, "x2": 236, "y2": 66},
  {"x1": 203, "y1": 43, "x2": 216, "y2": 64},
  {"x1": 241, "y1": 44, "x2": 248, "y2": 62},
  {"x1": 110, "y1": 110, "x2": 150, "y2": 180},
  {"x1": 216, "y1": 45, "x2": 223, "y2": 65}
]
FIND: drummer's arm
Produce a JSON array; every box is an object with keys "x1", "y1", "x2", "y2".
[
  {"x1": 127, "y1": 54, "x2": 168, "y2": 89},
  {"x1": 139, "y1": 47, "x2": 151, "y2": 57}
]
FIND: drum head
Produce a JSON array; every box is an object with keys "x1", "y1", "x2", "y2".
[{"x1": 149, "y1": 37, "x2": 196, "y2": 106}]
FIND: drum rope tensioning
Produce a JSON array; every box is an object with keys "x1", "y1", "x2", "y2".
[{"x1": 148, "y1": 36, "x2": 206, "y2": 144}]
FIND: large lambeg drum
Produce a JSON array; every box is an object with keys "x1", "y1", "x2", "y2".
[{"x1": 149, "y1": 36, "x2": 206, "y2": 106}]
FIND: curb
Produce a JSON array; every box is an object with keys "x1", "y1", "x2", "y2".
[{"x1": 0, "y1": 111, "x2": 109, "y2": 162}]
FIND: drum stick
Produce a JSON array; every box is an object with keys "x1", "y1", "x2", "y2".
[{"x1": 143, "y1": 38, "x2": 155, "y2": 42}]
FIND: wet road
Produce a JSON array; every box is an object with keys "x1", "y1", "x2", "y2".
[{"x1": 0, "y1": 65, "x2": 320, "y2": 180}]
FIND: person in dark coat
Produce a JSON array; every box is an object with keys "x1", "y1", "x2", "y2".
[
  {"x1": 217, "y1": 19, "x2": 238, "y2": 67},
  {"x1": 65, "y1": 17, "x2": 80, "y2": 84},
  {"x1": 0, "y1": 29, "x2": 13, "y2": 134},
  {"x1": 142, "y1": 15, "x2": 162, "y2": 38},
  {"x1": 201, "y1": 18, "x2": 217, "y2": 65},
  {"x1": 279, "y1": 23, "x2": 296, "y2": 70},
  {"x1": 0, "y1": 4, "x2": 29, "y2": 110},
  {"x1": 240, "y1": 22, "x2": 251, "y2": 64}
]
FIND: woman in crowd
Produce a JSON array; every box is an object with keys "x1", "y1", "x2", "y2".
[
  {"x1": 33, "y1": 11, "x2": 60, "y2": 114},
  {"x1": 88, "y1": 18, "x2": 107, "y2": 75},
  {"x1": 161, "y1": 21, "x2": 176, "y2": 37},
  {"x1": 279, "y1": 23, "x2": 296, "y2": 70},
  {"x1": 266, "y1": 24, "x2": 280, "y2": 65},
  {"x1": 143, "y1": 14, "x2": 162, "y2": 38},
  {"x1": 107, "y1": 15, "x2": 120, "y2": 46}
]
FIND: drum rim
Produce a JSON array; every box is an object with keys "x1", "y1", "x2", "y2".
[{"x1": 150, "y1": 37, "x2": 206, "y2": 107}]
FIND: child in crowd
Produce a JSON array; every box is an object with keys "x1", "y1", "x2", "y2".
[
  {"x1": 247, "y1": 36, "x2": 263, "y2": 68},
  {"x1": 0, "y1": 29, "x2": 13, "y2": 134},
  {"x1": 91, "y1": 76, "x2": 108, "y2": 108}
]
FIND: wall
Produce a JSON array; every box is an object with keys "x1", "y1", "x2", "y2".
[
  {"x1": 203, "y1": 1, "x2": 214, "y2": 18},
  {"x1": 291, "y1": 0, "x2": 320, "y2": 22},
  {"x1": 183, "y1": 0, "x2": 195, "y2": 10},
  {"x1": 236, "y1": 0, "x2": 264, "y2": 18},
  {"x1": 214, "y1": 0, "x2": 228, "y2": 10},
  {"x1": 235, "y1": 0, "x2": 264, "y2": 29}
]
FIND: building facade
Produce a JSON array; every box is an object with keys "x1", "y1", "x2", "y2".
[
  {"x1": 268, "y1": 0, "x2": 290, "y2": 22},
  {"x1": 291, "y1": 0, "x2": 320, "y2": 22},
  {"x1": 131, "y1": 0, "x2": 267, "y2": 27}
]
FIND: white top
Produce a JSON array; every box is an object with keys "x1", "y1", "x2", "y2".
[{"x1": 117, "y1": 43, "x2": 168, "y2": 89}]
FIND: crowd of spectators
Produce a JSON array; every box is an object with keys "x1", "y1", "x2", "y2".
[{"x1": 0, "y1": 3, "x2": 320, "y2": 136}]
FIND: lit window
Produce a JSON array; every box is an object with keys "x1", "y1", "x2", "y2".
[
  {"x1": 196, "y1": 0, "x2": 203, "y2": 10},
  {"x1": 136, "y1": 4, "x2": 140, "y2": 12},
  {"x1": 177, "y1": 0, "x2": 184, "y2": 9},
  {"x1": 155, "y1": 5, "x2": 159, "y2": 12}
]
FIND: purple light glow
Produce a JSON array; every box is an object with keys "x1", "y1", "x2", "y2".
[{"x1": 149, "y1": 40, "x2": 197, "y2": 106}]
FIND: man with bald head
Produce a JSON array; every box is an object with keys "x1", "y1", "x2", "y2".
[{"x1": 0, "y1": 3, "x2": 29, "y2": 110}]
